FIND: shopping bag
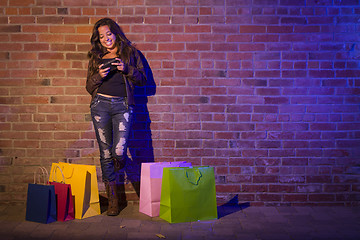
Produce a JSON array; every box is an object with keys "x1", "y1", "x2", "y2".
[
  {"x1": 25, "y1": 167, "x2": 57, "y2": 224},
  {"x1": 139, "y1": 161, "x2": 192, "y2": 217},
  {"x1": 49, "y1": 165, "x2": 75, "y2": 222},
  {"x1": 159, "y1": 166, "x2": 218, "y2": 223},
  {"x1": 49, "y1": 162, "x2": 101, "y2": 219}
]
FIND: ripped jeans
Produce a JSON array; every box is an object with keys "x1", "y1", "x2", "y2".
[{"x1": 90, "y1": 94, "x2": 133, "y2": 182}]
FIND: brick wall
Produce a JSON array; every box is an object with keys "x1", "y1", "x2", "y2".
[{"x1": 0, "y1": 0, "x2": 359, "y2": 206}]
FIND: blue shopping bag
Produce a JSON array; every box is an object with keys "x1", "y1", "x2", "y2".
[{"x1": 25, "y1": 167, "x2": 57, "y2": 224}]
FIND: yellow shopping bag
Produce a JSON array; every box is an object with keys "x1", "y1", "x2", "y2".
[{"x1": 49, "y1": 162, "x2": 101, "y2": 219}]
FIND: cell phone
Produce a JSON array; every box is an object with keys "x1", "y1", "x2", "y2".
[{"x1": 101, "y1": 59, "x2": 119, "y2": 71}]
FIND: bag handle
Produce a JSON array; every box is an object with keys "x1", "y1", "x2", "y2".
[
  {"x1": 50, "y1": 164, "x2": 66, "y2": 183},
  {"x1": 185, "y1": 168, "x2": 202, "y2": 185},
  {"x1": 34, "y1": 167, "x2": 49, "y2": 185},
  {"x1": 59, "y1": 162, "x2": 74, "y2": 179}
]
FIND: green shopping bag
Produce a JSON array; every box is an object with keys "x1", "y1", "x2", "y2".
[{"x1": 159, "y1": 166, "x2": 218, "y2": 223}]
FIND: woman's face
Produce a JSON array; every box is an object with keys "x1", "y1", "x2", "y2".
[{"x1": 98, "y1": 25, "x2": 116, "y2": 50}]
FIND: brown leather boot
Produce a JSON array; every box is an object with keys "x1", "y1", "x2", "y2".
[{"x1": 105, "y1": 181, "x2": 120, "y2": 216}]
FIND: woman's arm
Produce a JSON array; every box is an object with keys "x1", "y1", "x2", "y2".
[
  {"x1": 86, "y1": 61, "x2": 111, "y2": 96},
  {"x1": 86, "y1": 60, "x2": 103, "y2": 96},
  {"x1": 123, "y1": 50, "x2": 147, "y2": 87}
]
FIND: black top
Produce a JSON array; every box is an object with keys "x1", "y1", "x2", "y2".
[{"x1": 97, "y1": 58, "x2": 126, "y2": 97}]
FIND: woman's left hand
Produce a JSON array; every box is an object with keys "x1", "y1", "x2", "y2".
[{"x1": 113, "y1": 58, "x2": 125, "y2": 72}]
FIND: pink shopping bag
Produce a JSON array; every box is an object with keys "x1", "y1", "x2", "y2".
[{"x1": 139, "y1": 161, "x2": 191, "y2": 217}]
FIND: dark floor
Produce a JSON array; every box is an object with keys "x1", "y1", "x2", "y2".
[{"x1": 1, "y1": 203, "x2": 359, "y2": 240}]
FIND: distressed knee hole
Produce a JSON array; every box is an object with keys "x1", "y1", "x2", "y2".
[
  {"x1": 94, "y1": 115, "x2": 101, "y2": 122},
  {"x1": 99, "y1": 128, "x2": 107, "y2": 143},
  {"x1": 115, "y1": 137, "x2": 126, "y2": 156},
  {"x1": 103, "y1": 149, "x2": 111, "y2": 159},
  {"x1": 124, "y1": 112, "x2": 129, "y2": 122},
  {"x1": 119, "y1": 122, "x2": 126, "y2": 131}
]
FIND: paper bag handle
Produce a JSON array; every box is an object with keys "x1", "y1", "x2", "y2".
[
  {"x1": 59, "y1": 163, "x2": 75, "y2": 179},
  {"x1": 50, "y1": 164, "x2": 66, "y2": 183},
  {"x1": 185, "y1": 168, "x2": 202, "y2": 185},
  {"x1": 34, "y1": 167, "x2": 49, "y2": 185}
]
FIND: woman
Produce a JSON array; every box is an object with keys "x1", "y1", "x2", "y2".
[{"x1": 86, "y1": 18, "x2": 146, "y2": 216}]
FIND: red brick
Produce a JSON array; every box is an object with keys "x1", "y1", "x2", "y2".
[
  {"x1": 255, "y1": 70, "x2": 280, "y2": 78},
  {"x1": 227, "y1": 175, "x2": 252, "y2": 183},
  {"x1": 269, "y1": 184, "x2": 295, "y2": 192},
  {"x1": 242, "y1": 184, "x2": 268, "y2": 192},
  {"x1": 216, "y1": 185, "x2": 241, "y2": 193},
  {"x1": 0, "y1": 97, "x2": 21, "y2": 104},
  {"x1": 255, "y1": 123, "x2": 282, "y2": 131},
  {"x1": 202, "y1": 158, "x2": 228, "y2": 166},
  {"x1": 254, "y1": 106, "x2": 278, "y2": 113},
  {"x1": 296, "y1": 149, "x2": 322, "y2": 157},
  {"x1": 309, "y1": 123, "x2": 336, "y2": 131},
  {"x1": 306, "y1": 175, "x2": 332, "y2": 184},
  {"x1": 282, "y1": 158, "x2": 308, "y2": 166},
  {"x1": 282, "y1": 70, "x2": 307, "y2": 78},
  {"x1": 256, "y1": 88, "x2": 280, "y2": 95},
  {"x1": 63, "y1": 17, "x2": 90, "y2": 25},
  {"x1": 239, "y1": 43, "x2": 265, "y2": 51},
  {"x1": 158, "y1": 43, "x2": 184, "y2": 51},
  {"x1": 283, "y1": 123, "x2": 309, "y2": 131},
  {"x1": 256, "y1": 193, "x2": 282, "y2": 202},
  {"x1": 182, "y1": 23, "x2": 210, "y2": 33},
  {"x1": 12, "y1": 123, "x2": 38, "y2": 131},
  {"x1": 280, "y1": 176, "x2": 305, "y2": 183},
  {"x1": 271, "y1": 149, "x2": 296, "y2": 157},
  {"x1": 284, "y1": 194, "x2": 307, "y2": 202},
  {"x1": 309, "y1": 194, "x2": 335, "y2": 202},
  {"x1": 252, "y1": 175, "x2": 278, "y2": 183},
  {"x1": 256, "y1": 140, "x2": 281, "y2": 149},
  {"x1": 267, "y1": 26, "x2": 293, "y2": 33},
  {"x1": 290, "y1": 96, "x2": 316, "y2": 104},
  {"x1": 151, "y1": 25, "x2": 179, "y2": 34},
  {"x1": 23, "y1": 43, "x2": 49, "y2": 51},
  {"x1": 9, "y1": 16, "x2": 35, "y2": 24},
  {"x1": 237, "y1": 193, "x2": 255, "y2": 202},
  {"x1": 264, "y1": 97, "x2": 289, "y2": 104},
  {"x1": 172, "y1": 33, "x2": 199, "y2": 42},
  {"x1": 309, "y1": 70, "x2": 335, "y2": 78},
  {"x1": 229, "y1": 158, "x2": 254, "y2": 166},
  {"x1": 9, "y1": 0, "x2": 34, "y2": 6},
  {"x1": 23, "y1": 96, "x2": 49, "y2": 104},
  {"x1": 10, "y1": 70, "x2": 37, "y2": 78},
  {"x1": 324, "y1": 184, "x2": 351, "y2": 192},
  {"x1": 337, "y1": 140, "x2": 360, "y2": 148},
  {"x1": 240, "y1": 25, "x2": 266, "y2": 33}
]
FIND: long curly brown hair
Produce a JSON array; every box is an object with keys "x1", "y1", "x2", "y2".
[{"x1": 87, "y1": 18, "x2": 135, "y2": 77}]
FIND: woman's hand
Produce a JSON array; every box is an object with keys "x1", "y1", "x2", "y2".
[
  {"x1": 99, "y1": 64, "x2": 110, "y2": 78},
  {"x1": 114, "y1": 58, "x2": 126, "y2": 72}
]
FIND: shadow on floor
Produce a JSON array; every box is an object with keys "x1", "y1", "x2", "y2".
[{"x1": 217, "y1": 195, "x2": 250, "y2": 218}]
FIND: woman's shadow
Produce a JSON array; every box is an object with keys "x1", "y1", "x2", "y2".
[{"x1": 116, "y1": 50, "x2": 156, "y2": 209}]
